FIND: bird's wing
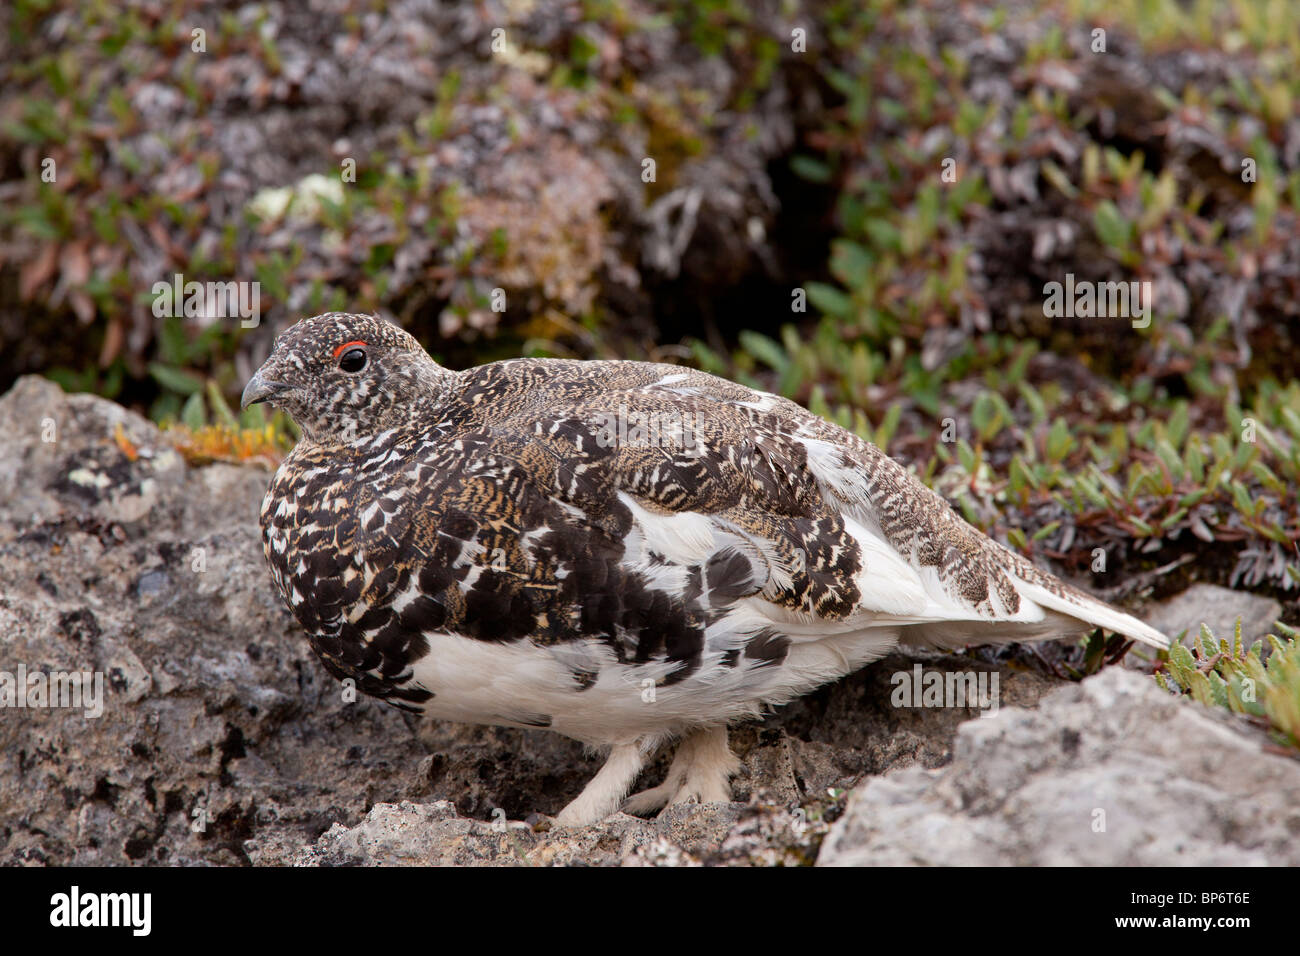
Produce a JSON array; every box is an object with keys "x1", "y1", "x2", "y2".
[{"x1": 498, "y1": 362, "x2": 1166, "y2": 651}]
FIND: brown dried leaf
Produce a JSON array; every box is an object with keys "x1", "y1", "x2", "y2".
[
  {"x1": 59, "y1": 239, "x2": 91, "y2": 286},
  {"x1": 19, "y1": 242, "x2": 59, "y2": 301},
  {"x1": 71, "y1": 290, "x2": 96, "y2": 326},
  {"x1": 99, "y1": 317, "x2": 124, "y2": 366}
]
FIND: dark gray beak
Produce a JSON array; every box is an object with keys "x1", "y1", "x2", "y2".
[{"x1": 241, "y1": 369, "x2": 288, "y2": 409}]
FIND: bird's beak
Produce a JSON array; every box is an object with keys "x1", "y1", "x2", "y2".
[{"x1": 241, "y1": 368, "x2": 288, "y2": 409}]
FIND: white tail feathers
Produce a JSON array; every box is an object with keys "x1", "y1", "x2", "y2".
[{"x1": 1013, "y1": 579, "x2": 1169, "y2": 650}]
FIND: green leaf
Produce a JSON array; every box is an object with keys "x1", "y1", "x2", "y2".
[
  {"x1": 149, "y1": 363, "x2": 203, "y2": 395},
  {"x1": 957, "y1": 439, "x2": 977, "y2": 475},
  {"x1": 1197, "y1": 623, "x2": 1215, "y2": 658},
  {"x1": 874, "y1": 402, "x2": 901, "y2": 450},
  {"x1": 971, "y1": 391, "x2": 1004, "y2": 441},
  {"x1": 181, "y1": 392, "x2": 206, "y2": 430},
  {"x1": 240, "y1": 400, "x2": 268, "y2": 431},
  {"x1": 1251, "y1": 460, "x2": 1285, "y2": 493},
  {"x1": 806, "y1": 282, "x2": 853, "y2": 319},
  {"x1": 1032, "y1": 520, "x2": 1061, "y2": 541},
  {"x1": 1074, "y1": 474, "x2": 1109, "y2": 509},
  {"x1": 789, "y1": 155, "x2": 831, "y2": 184},
  {"x1": 206, "y1": 380, "x2": 240, "y2": 430},
  {"x1": 1230, "y1": 480, "x2": 1257, "y2": 517},
  {"x1": 1128, "y1": 516, "x2": 1155, "y2": 535},
  {"x1": 1016, "y1": 381, "x2": 1047, "y2": 424},
  {"x1": 1207, "y1": 670, "x2": 1231, "y2": 709},
  {"x1": 1093, "y1": 200, "x2": 1133, "y2": 254},
  {"x1": 688, "y1": 338, "x2": 728, "y2": 375},
  {"x1": 1045, "y1": 417, "x2": 1074, "y2": 463},
  {"x1": 864, "y1": 218, "x2": 901, "y2": 252},
  {"x1": 1184, "y1": 440, "x2": 1205, "y2": 484},
  {"x1": 829, "y1": 240, "x2": 873, "y2": 288},
  {"x1": 1168, "y1": 641, "x2": 1197, "y2": 687},
  {"x1": 1154, "y1": 439, "x2": 1184, "y2": 481},
  {"x1": 1279, "y1": 406, "x2": 1300, "y2": 441},
  {"x1": 1168, "y1": 402, "x2": 1190, "y2": 449}
]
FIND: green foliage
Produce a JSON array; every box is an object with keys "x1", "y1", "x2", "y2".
[{"x1": 1157, "y1": 620, "x2": 1300, "y2": 751}]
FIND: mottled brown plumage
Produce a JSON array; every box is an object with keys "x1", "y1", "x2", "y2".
[{"x1": 244, "y1": 312, "x2": 1168, "y2": 825}]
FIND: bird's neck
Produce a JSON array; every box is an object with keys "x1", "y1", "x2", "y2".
[{"x1": 308, "y1": 365, "x2": 461, "y2": 450}]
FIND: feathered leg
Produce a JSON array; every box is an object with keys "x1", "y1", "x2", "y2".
[
  {"x1": 622, "y1": 725, "x2": 738, "y2": 815},
  {"x1": 621, "y1": 734, "x2": 698, "y2": 816},
  {"x1": 554, "y1": 742, "x2": 646, "y2": 827},
  {"x1": 670, "y1": 725, "x2": 739, "y2": 806}
]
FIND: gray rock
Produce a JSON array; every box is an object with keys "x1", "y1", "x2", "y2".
[
  {"x1": 0, "y1": 377, "x2": 430, "y2": 865},
  {"x1": 817, "y1": 667, "x2": 1300, "y2": 866},
  {"x1": 1146, "y1": 583, "x2": 1282, "y2": 648}
]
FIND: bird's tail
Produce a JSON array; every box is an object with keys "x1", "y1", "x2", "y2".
[
  {"x1": 898, "y1": 575, "x2": 1170, "y2": 654},
  {"x1": 1013, "y1": 577, "x2": 1169, "y2": 649}
]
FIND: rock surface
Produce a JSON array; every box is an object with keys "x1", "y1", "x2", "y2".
[
  {"x1": 1145, "y1": 583, "x2": 1282, "y2": 648},
  {"x1": 1, "y1": 376, "x2": 1292, "y2": 866},
  {"x1": 817, "y1": 666, "x2": 1300, "y2": 866}
]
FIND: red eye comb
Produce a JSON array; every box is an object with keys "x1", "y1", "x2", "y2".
[{"x1": 333, "y1": 340, "x2": 367, "y2": 358}]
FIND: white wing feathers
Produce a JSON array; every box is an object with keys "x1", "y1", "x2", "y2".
[{"x1": 796, "y1": 432, "x2": 1169, "y2": 649}]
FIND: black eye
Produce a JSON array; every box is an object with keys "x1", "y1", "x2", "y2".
[{"x1": 339, "y1": 348, "x2": 367, "y2": 373}]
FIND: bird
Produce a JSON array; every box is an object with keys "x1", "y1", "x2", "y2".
[{"x1": 242, "y1": 311, "x2": 1169, "y2": 827}]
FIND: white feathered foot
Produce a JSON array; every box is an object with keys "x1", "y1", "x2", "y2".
[
  {"x1": 553, "y1": 742, "x2": 646, "y2": 827},
  {"x1": 553, "y1": 726, "x2": 740, "y2": 826},
  {"x1": 622, "y1": 726, "x2": 739, "y2": 815}
]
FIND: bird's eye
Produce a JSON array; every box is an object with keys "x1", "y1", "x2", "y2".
[{"x1": 339, "y1": 348, "x2": 367, "y2": 373}]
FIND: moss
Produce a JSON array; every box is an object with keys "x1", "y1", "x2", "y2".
[{"x1": 162, "y1": 421, "x2": 290, "y2": 467}]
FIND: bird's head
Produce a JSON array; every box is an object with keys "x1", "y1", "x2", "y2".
[{"x1": 241, "y1": 312, "x2": 453, "y2": 444}]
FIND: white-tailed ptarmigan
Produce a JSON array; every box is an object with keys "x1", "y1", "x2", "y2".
[{"x1": 242, "y1": 312, "x2": 1169, "y2": 826}]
